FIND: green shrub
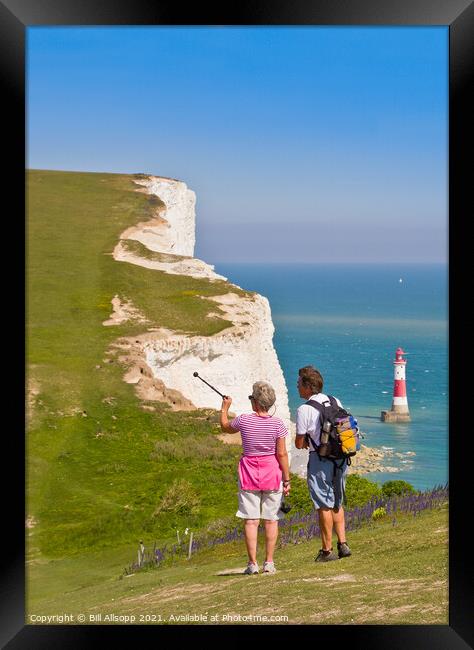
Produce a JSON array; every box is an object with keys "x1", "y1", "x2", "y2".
[
  {"x1": 153, "y1": 479, "x2": 201, "y2": 517},
  {"x1": 284, "y1": 473, "x2": 384, "y2": 514},
  {"x1": 372, "y1": 506, "x2": 387, "y2": 520},
  {"x1": 345, "y1": 474, "x2": 382, "y2": 508},
  {"x1": 382, "y1": 480, "x2": 415, "y2": 498},
  {"x1": 286, "y1": 474, "x2": 313, "y2": 514}
]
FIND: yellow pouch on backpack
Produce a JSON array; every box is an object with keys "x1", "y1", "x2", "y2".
[{"x1": 339, "y1": 429, "x2": 358, "y2": 454}]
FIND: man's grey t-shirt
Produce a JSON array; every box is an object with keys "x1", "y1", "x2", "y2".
[{"x1": 295, "y1": 393, "x2": 343, "y2": 450}]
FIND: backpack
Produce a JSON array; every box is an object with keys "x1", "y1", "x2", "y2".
[{"x1": 305, "y1": 395, "x2": 361, "y2": 465}]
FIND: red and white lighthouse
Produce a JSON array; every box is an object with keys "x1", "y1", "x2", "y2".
[{"x1": 381, "y1": 347, "x2": 411, "y2": 422}]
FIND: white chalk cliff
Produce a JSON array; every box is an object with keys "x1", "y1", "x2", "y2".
[
  {"x1": 125, "y1": 176, "x2": 196, "y2": 256},
  {"x1": 107, "y1": 175, "x2": 292, "y2": 454}
]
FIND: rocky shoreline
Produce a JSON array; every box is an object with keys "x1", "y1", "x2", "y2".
[{"x1": 347, "y1": 444, "x2": 415, "y2": 475}]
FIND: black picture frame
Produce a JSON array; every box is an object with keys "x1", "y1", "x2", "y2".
[{"x1": 3, "y1": 0, "x2": 472, "y2": 646}]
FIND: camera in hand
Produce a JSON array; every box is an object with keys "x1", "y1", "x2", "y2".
[{"x1": 280, "y1": 500, "x2": 292, "y2": 514}]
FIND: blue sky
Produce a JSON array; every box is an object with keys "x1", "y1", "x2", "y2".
[{"x1": 27, "y1": 26, "x2": 448, "y2": 263}]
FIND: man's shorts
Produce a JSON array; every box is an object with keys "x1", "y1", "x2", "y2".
[
  {"x1": 307, "y1": 452, "x2": 348, "y2": 510},
  {"x1": 236, "y1": 480, "x2": 284, "y2": 521}
]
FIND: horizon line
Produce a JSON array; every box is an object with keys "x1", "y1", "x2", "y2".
[{"x1": 210, "y1": 260, "x2": 448, "y2": 265}]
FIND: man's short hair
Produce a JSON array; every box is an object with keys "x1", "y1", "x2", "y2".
[{"x1": 298, "y1": 366, "x2": 324, "y2": 394}]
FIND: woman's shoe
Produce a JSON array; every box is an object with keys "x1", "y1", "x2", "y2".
[
  {"x1": 263, "y1": 561, "x2": 276, "y2": 573},
  {"x1": 243, "y1": 562, "x2": 259, "y2": 574}
]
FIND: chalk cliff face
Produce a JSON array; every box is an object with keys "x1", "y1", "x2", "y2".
[
  {"x1": 109, "y1": 175, "x2": 292, "y2": 442},
  {"x1": 114, "y1": 175, "x2": 226, "y2": 281},
  {"x1": 128, "y1": 176, "x2": 196, "y2": 256},
  {"x1": 143, "y1": 291, "x2": 291, "y2": 429}
]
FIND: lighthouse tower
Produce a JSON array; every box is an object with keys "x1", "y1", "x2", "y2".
[{"x1": 381, "y1": 347, "x2": 411, "y2": 422}]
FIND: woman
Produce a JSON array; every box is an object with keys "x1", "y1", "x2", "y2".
[{"x1": 220, "y1": 381, "x2": 291, "y2": 574}]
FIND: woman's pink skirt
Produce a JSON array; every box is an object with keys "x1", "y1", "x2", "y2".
[{"x1": 238, "y1": 454, "x2": 282, "y2": 491}]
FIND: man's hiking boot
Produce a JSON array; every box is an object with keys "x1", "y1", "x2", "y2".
[
  {"x1": 243, "y1": 562, "x2": 259, "y2": 574},
  {"x1": 337, "y1": 541, "x2": 352, "y2": 559},
  {"x1": 315, "y1": 549, "x2": 338, "y2": 562},
  {"x1": 262, "y1": 561, "x2": 276, "y2": 574}
]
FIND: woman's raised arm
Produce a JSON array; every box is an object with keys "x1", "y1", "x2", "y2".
[{"x1": 220, "y1": 396, "x2": 239, "y2": 433}]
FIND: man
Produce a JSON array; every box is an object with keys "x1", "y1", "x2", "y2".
[{"x1": 295, "y1": 365, "x2": 352, "y2": 562}]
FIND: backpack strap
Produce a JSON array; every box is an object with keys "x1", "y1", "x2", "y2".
[
  {"x1": 304, "y1": 398, "x2": 331, "y2": 452},
  {"x1": 305, "y1": 399, "x2": 327, "y2": 413}
]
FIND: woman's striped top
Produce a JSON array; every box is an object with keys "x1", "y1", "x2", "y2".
[{"x1": 230, "y1": 412, "x2": 288, "y2": 456}]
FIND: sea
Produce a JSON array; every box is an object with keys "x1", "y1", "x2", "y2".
[{"x1": 214, "y1": 263, "x2": 448, "y2": 492}]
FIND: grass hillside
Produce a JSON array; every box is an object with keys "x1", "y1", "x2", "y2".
[
  {"x1": 27, "y1": 504, "x2": 448, "y2": 625},
  {"x1": 27, "y1": 169, "x2": 250, "y2": 560}
]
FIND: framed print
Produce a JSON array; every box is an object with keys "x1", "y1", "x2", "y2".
[{"x1": 2, "y1": 0, "x2": 473, "y2": 646}]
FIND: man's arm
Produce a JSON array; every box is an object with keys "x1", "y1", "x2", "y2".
[
  {"x1": 220, "y1": 396, "x2": 239, "y2": 433},
  {"x1": 295, "y1": 406, "x2": 310, "y2": 449},
  {"x1": 295, "y1": 434, "x2": 309, "y2": 449}
]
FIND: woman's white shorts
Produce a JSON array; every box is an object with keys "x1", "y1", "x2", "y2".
[{"x1": 236, "y1": 481, "x2": 284, "y2": 521}]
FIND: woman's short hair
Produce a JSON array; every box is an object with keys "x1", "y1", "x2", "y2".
[
  {"x1": 251, "y1": 381, "x2": 276, "y2": 411},
  {"x1": 298, "y1": 366, "x2": 324, "y2": 393}
]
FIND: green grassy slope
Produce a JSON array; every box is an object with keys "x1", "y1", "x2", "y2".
[
  {"x1": 27, "y1": 505, "x2": 448, "y2": 625},
  {"x1": 26, "y1": 169, "x2": 249, "y2": 559}
]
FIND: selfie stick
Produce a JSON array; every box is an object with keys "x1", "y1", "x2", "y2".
[{"x1": 192, "y1": 372, "x2": 227, "y2": 399}]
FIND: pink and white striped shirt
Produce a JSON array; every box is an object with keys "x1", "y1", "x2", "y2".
[{"x1": 230, "y1": 413, "x2": 288, "y2": 456}]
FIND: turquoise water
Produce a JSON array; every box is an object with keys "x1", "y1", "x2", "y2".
[{"x1": 214, "y1": 263, "x2": 448, "y2": 491}]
